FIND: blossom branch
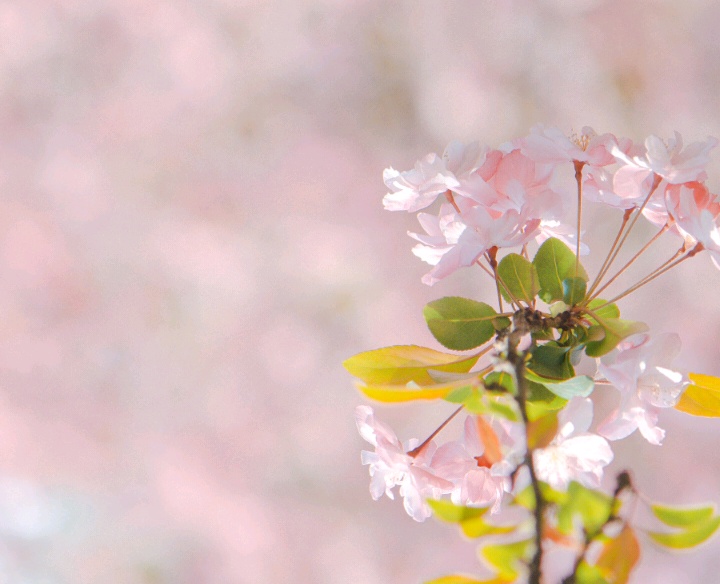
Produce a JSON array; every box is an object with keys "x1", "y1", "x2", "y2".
[
  {"x1": 586, "y1": 208, "x2": 634, "y2": 298},
  {"x1": 588, "y1": 221, "x2": 670, "y2": 302},
  {"x1": 588, "y1": 175, "x2": 662, "y2": 296},
  {"x1": 503, "y1": 314, "x2": 544, "y2": 584},
  {"x1": 574, "y1": 160, "x2": 585, "y2": 279},
  {"x1": 487, "y1": 247, "x2": 524, "y2": 311},
  {"x1": 407, "y1": 406, "x2": 464, "y2": 458},
  {"x1": 596, "y1": 242, "x2": 702, "y2": 308},
  {"x1": 561, "y1": 471, "x2": 634, "y2": 584}
]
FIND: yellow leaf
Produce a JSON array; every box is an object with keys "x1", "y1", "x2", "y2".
[
  {"x1": 675, "y1": 373, "x2": 720, "y2": 417},
  {"x1": 357, "y1": 378, "x2": 478, "y2": 403},
  {"x1": 344, "y1": 345, "x2": 481, "y2": 385}
]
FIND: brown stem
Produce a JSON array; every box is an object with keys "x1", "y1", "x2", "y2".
[
  {"x1": 588, "y1": 221, "x2": 669, "y2": 302},
  {"x1": 586, "y1": 208, "x2": 633, "y2": 298},
  {"x1": 487, "y1": 247, "x2": 523, "y2": 310},
  {"x1": 505, "y1": 319, "x2": 543, "y2": 584},
  {"x1": 445, "y1": 190, "x2": 462, "y2": 214},
  {"x1": 594, "y1": 243, "x2": 701, "y2": 309},
  {"x1": 475, "y1": 258, "x2": 496, "y2": 279},
  {"x1": 407, "y1": 406, "x2": 464, "y2": 458},
  {"x1": 587, "y1": 174, "x2": 662, "y2": 297},
  {"x1": 574, "y1": 161, "x2": 585, "y2": 279}
]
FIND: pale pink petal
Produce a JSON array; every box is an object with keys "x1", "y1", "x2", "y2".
[{"x1": 383, "y1": 153, "x2": 458, "y2": 212}]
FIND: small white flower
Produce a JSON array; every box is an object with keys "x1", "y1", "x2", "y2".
[
  {"x1": 355, "y1": 406, "x2": 453, "y2": 521},
  {"x1": 534, "y1": 398, "x2": 614, "y2": 490},
  {"x1": 597, "y1": 333, "x2": 687, "y2": 445}
]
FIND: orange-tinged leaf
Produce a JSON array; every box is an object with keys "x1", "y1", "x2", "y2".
[
  {"x1": 476, "y1": 416, "x2": 503, "y2": 464},
  {"x1": 527, "y1": 411, "x2": 559, "y2": 449},
  {"x1": 675, "y1": 373, "x2": 720, "y2": 417},
  {"x1": 343, "y1": 345, "x2": 481, "y2": 385},
  {"x1": 542, "y1": 524, "x2": 576, "y2": 547},
  {"x1": 596, "y1": 525, "x2": 640, "y2": 584}
]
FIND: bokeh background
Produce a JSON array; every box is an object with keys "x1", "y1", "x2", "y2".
[{"x1": 2, "y1": 0, "x2": 720, "y2": 582}]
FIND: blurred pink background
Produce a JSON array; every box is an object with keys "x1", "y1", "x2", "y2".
[{"x1": 2, "y1": 1, "x2": 720, "y2": 582}]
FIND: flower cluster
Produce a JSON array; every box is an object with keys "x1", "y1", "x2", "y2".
[
  {"x1": 348, "y1": 125, "x2": 720, "y2": 584},
  {"x1": 384, "y1": 125, "x2": 719, "y2": 285}
]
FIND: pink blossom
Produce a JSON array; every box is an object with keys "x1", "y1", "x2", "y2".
[
  {"x1": 430, "y1": 416, "x2": 512, "y2": 513},
  {"x1": 409, "y1": 201, "x2": 540, "y2": 285},
  {"x1": 597, "y1": 333, "x2": 687, "y2": 445},
  {"x1": 583, "y1": 165, "x2": 655, "y2": 210},
  {"x1": 536, "y1": 220, "x2": 589, "y2": 256},
  {"x1": 664, "y1": 182, "x2": 720, "y2": 259},
  {"x1": 441, "y1": 141, "x2": 500, "y2": 203},
  {"x1": 355, "y1": 406, "x2": 453, "y2": 521},
  {"x1": 383, "y1": 153, "x2": 457, "y2": 212},
  {"x1": 521, "y1": 125, "x2": 617, "y2": 167},
  {"x1": 405, "y1": 146, "x2": 566, "y2": 285},
  {"x1": 487, "y1": 149, "x2": 563, "y2": 217},
  {"x1": 382, "y1": 141, "x2": 500, "y2": 212},
  {"x1": 533, "y1": 398, "x2": 613, "y2": 490},
  {"x1": 387, "y1": 142, "x2": 577, "y2": 285},
  {"x1": 581, "y1": 136, "x2": 655, "y2": 211},
  {"x1": 611, "y1": 132, "x2": 718, "y2": 186}
]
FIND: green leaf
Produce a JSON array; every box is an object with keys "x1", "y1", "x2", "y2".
[
  {"x1": 497, "y1": 253, "x2": 539, "y2": 304},
  {"x1": 676, "y1": 373, "x2": 720, "y2": 417},
  {"x1": 648, "y1": 515, "x2": 720, "y2": 549},
  {"x1": 424, "y1": 297, "x2": 499, "y2": 351},
  {"x1": 428, "y1": 500, "x2": 515, "y2": 539},
  {"x1": 445, "y1": 385, "x2": 474, "y2": 403},
  {"x1": 512, "y1": 486, "x2": 535, "y2": 510},
  {"x1": 481, "y1": 540, "x2": 533, "y2": 579},
  {"x1": 525, "y1": 381, "x2": 568, "y2": 421},
  {"x1": 595, "y1": 525, "x2": 640, "y2": 584},
  {"x1": 483, "y1": 397, "x2": 520, "y2": 422},
  {"x1": 493, "y1": 316, "x2": 512, "y2": 332},
  {"x1": 557, "y1": 482, "x2": 612, "y2": 535},
  {"x1": 428, "y1": 499, "x2": 487, "y2": 523},
  {"x1": 549, "y1": 300, "x2": 570, "y2": 317},
  {"x1": 528, "y1": 343, "x2": 575, "y2": 380},
  {"x1": 524, "y1": 371, "x2": 595, "y2": 400},
  {"x1": 584, "y1": 317, "x2": 648, "y2": 358},
  {"x1": 575, "y1": 562, "x2": 610, "y2": 584},
  {"x1": 344, "y1": 345, "x2": 481, "y2": 385},
  {"x1": 484, "y1": 371, "x2": 516, "y2": 394},
  {"x1": 652, "y1": 503, "x2": 715, "y2": 528},
  {"x1": 533, "y1": 238, "x2": 589, "y2": 303},
  {"x1": 512, "y1": 482, "x2": 567, "y2": 510},
  {"x1": 460, "y1": 516, "x2": 516, "y2": 539},
  {"x1": 563, "y1": 276, "x2": 587, "y2": 306},
  {"x1": 457, "y1": 388, "x2": 520, "y2": 421},
  {"x1": 585, "y1": 299, "x2": 620, "y2": 322}
]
